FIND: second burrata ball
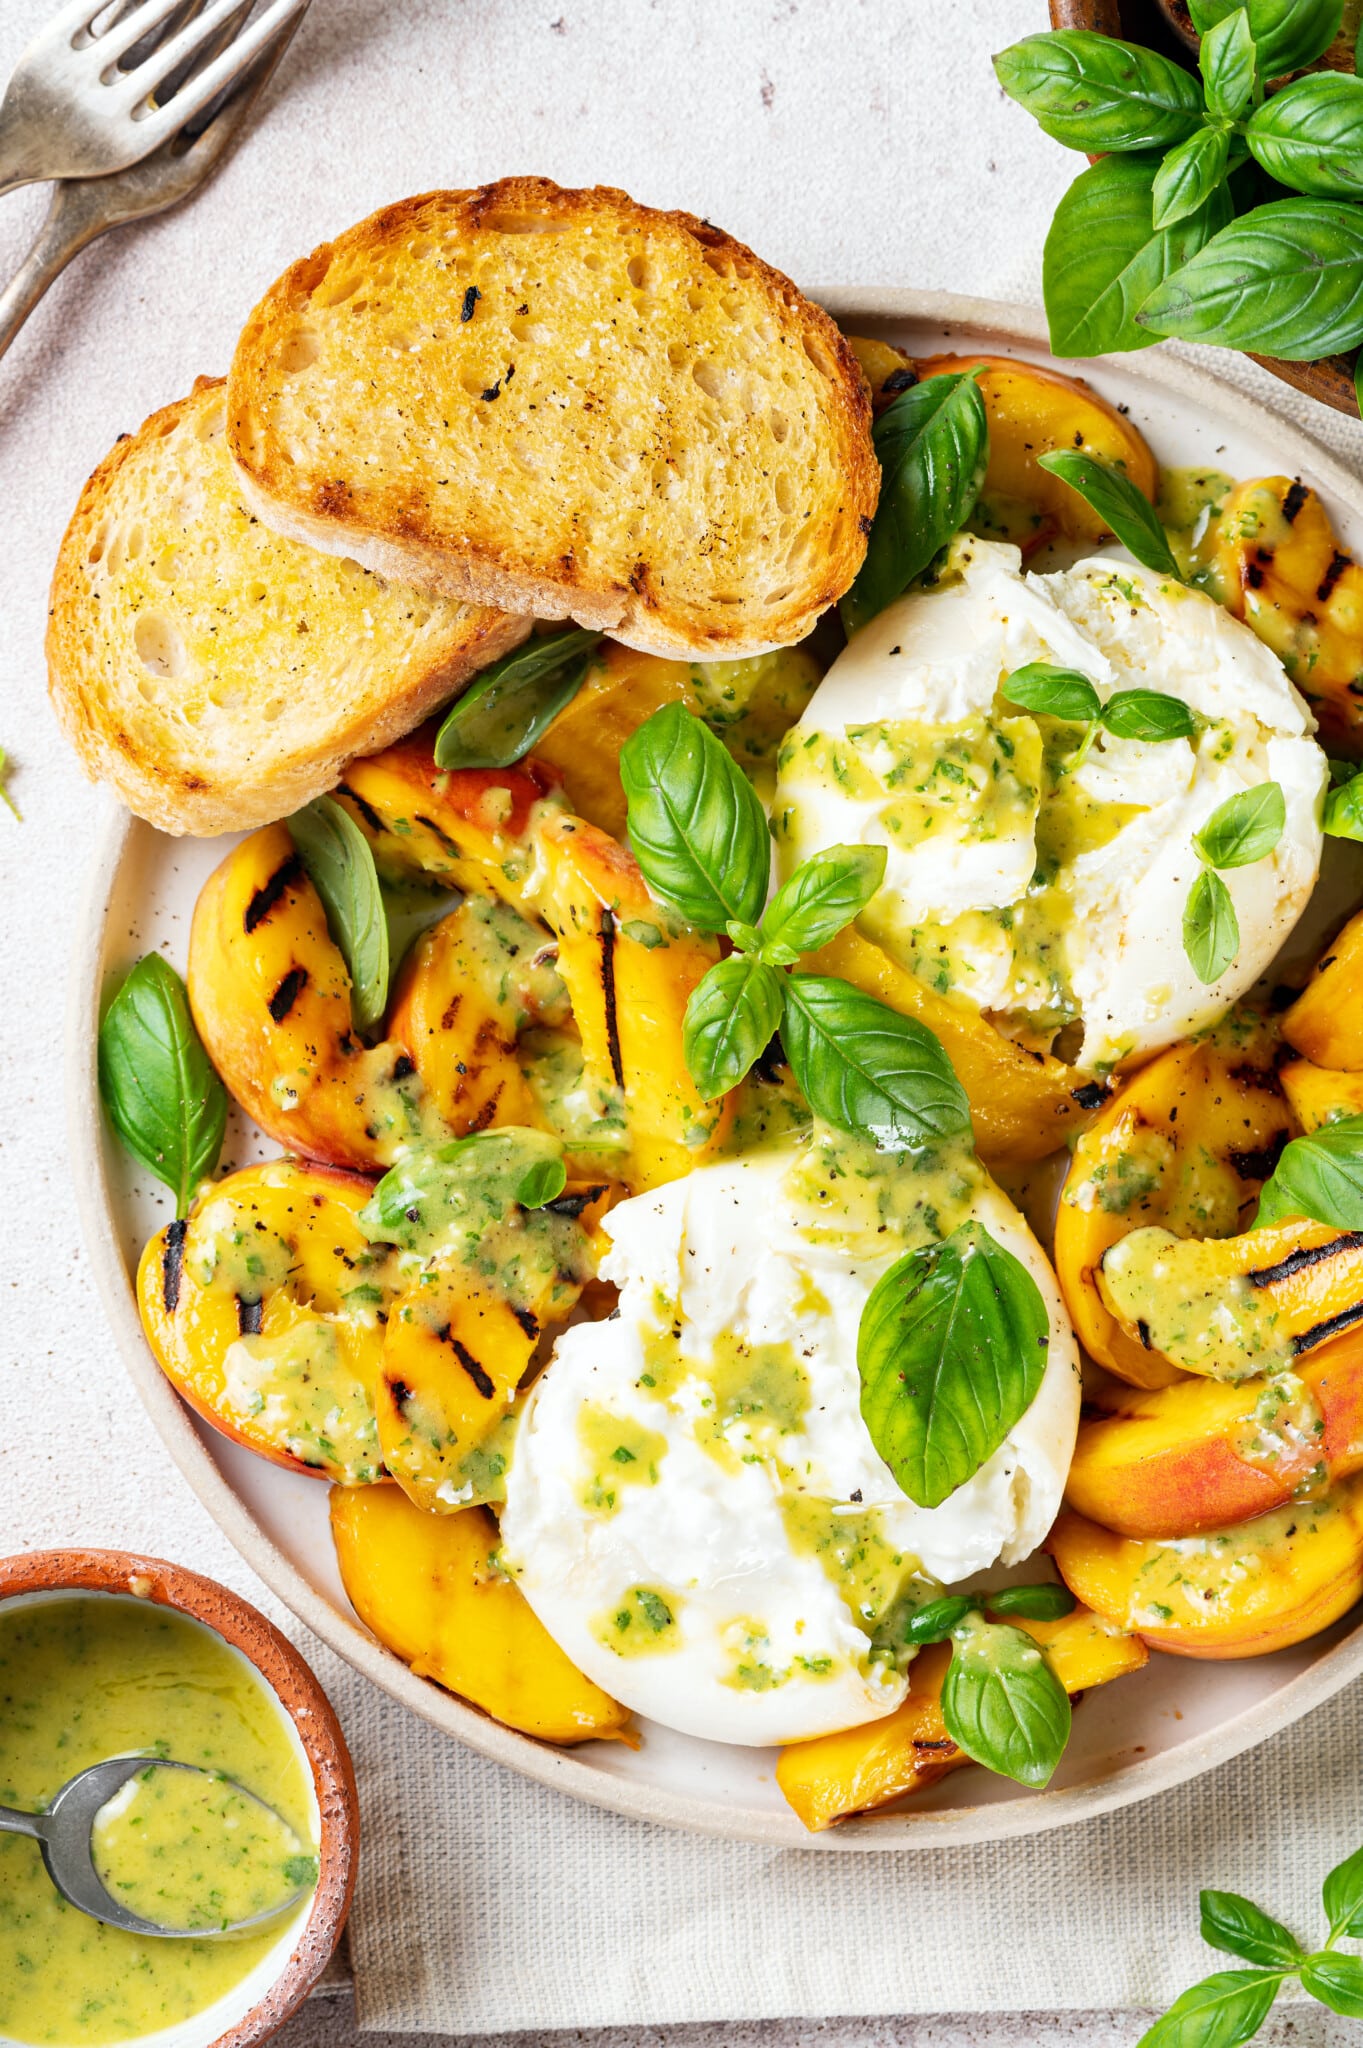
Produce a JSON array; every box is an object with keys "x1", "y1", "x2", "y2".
[
  {"x1": 498, "y1": 1130, "x2": 1079, "y2": 1746},
  {"x1": 772, "y1": 538, "x2": 1326, "y2": 1070}
]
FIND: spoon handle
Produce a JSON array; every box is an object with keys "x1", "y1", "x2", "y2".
[{"x1": 0, "y1": 1802, "x2": 44, "y2": 1840}]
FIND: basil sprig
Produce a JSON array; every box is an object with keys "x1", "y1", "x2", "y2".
[
  {"x1": 1139, "y1": 1834, "x2": 1363, "y2": 2046},
  {"x1": 433, "y1": 628, "x2": 603, "y2": 771},
  {"x1": 1254, "y1": 1113, "x2": 1363, "y2": 1229},
  {"x1": 623, "y1": 705, "x2": 973, "y2": 1145},
  {"x1": 1001, "y1": 662, "x2": 1196, "y2": 771},
  {"x1": 1182, "y1": 782, "x2": 1286, "y2": 985},
  {"x1": 996, "y1": 4, "x2": 1363, "y2": 368},
  {"x1": 857, "y1": 1220, "x2": 1050, "y2": 1509},
  {"x1": 1036, "y1": 450, "x2": 1182, "y2": 580},
  {"x1": 902, "y1": 1583, "x2": 1077, "y2": 1787},
  {"x1": 98, "y1": 953, "x2": 227, "y2": 1217},
  {"x1": 288, "y1": 795, "x2": 390, "y2": 1034},
  {"x1": 841, "y1": 372, "x2": 989, "y2": 637}
]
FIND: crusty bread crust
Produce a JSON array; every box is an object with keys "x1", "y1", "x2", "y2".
[
  {"x1": 47, "y1": 377, "x2": 528, "y2": 836},
  {"x1": 227, "y1": 179, "x2": 877, "y2": 659}
]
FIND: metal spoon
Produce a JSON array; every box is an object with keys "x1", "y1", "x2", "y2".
[{"x1": 0, "y1": 1754, "x2": 312, "y2": 1937}]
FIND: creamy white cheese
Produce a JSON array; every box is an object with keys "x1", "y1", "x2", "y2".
[
  {"x1": 772, "y1": 539, "x2": 1326, "y2": 1070},
  {"x1": 498, "y1": 1139, "x2": 1080, "y2": 1746}
]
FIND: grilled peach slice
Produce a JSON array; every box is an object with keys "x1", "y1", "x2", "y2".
[
  {"x1": 1097, "y1": 1213, "x2": 1363, "y2": 1381},
  {"x1": 137, "y1": 1158, "x2": 392, "y2": 1483},
  {"x1": 1280, "y1": 1052, "x2": 1363, "y2": 1133},
  {"x1": 1064, "y1": 1335, "x2": 1363, "y2": 1537},
  {"x1": 189, "y1": 827, "x2": 562, "y2": 1170},
  {"x1": 334, "y1": 721, "x2": 565, "y2": 911},
  {"x1": 387, "y1": 895, "x2": 569, "y2": 1138},
  {"x1": 804, "y1": 923, "x2": 1109, "y2": 1167},
  {"x1": 330, "y1": 1486, "x2": 631, "y2": 1744},
  {"x1": 376, "y1": 1180, "x2": 615, "y2": 1514},
  {"x1": 1049, "y1": 1479, "x2": 1363, "y2": 1658},
  {"x1": 915, "y1": 353, "x2": 1158, "y2": 556},
  {"x1": 532, "y1": 642, "x2": 695, "y2": 837},
  {"x1": 1282, "y1": 905, "x2": 1363, "y2": 1071},
  {"x1": 843, "y1": 334, "x2": 919, "y2": 416},
  {"x1": 1055, "y1": 1024, "x2": 1296, "y2": 1390},
  {"x1": 1204, "y1": 477, "x2": 1363, "y2": 755},
  {"x1": 534, "y1": 811, "x2": 732, "y2": 1189},
  {"x1": 776, "y1": 1606, "x2": 1146, "y2": 1830}
]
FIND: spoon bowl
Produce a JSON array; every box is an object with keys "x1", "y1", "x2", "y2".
[{"x1": 0, "y1": 1754, "x2": 315, "y2": 1938}]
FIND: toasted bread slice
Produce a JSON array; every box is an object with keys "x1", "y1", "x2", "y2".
[
  {"x1": 227, "y1": 179, "x2": 876, "y2": 659},
  {"x1": 48, "y1": 378, "x2": 528, "y2": 836}
]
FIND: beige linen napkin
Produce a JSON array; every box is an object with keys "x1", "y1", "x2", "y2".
[{"x1": 340, "y1": 337, "x2": 1363, "y2": 2033}]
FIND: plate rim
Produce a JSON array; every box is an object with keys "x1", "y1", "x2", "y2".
[{"x1": 66, "y1": 288, "x2": 1363, "y2": 1850}]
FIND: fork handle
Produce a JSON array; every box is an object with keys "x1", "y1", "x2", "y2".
[{"x1": 0, "y1": 181, "x2": 107, "y2": 364}]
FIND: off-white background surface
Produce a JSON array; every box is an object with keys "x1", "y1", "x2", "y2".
[{"x1": 10, "y1": 1, "x2": 1363, "y2": 2042}]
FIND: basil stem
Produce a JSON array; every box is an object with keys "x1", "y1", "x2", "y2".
[
  {"x1": 98, "y1": 953, "x2": 227, "y2": 1217},
  {"x1": 433, "y1": 628, "x2": 603, "y2": 770},
  {"x1": 288, "y1": 795, "x2": 390, "y2": 1034}
]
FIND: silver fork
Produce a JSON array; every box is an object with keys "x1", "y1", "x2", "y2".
[
  {"x1": 0, "y1": 0, "x2": 307, "y2": 195},
  {"x1": 0, "y1": 1, "x2": 306, "y2": 364}
]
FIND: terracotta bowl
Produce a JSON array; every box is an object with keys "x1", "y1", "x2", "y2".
[
  {"x1": 0, "y1": 1549, "x2": 358, "y2": 2048},
  {"x1": 1047, "y1": 0, "x2": 1361, "y2": 416}
]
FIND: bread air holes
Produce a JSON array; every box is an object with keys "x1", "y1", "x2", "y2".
[
  {"x1": 478, "y1": 211, "x2": 570, "y2": 235},
  {"x1": 310, "y1": 266, "x2": 365, "y2": 309},
  {"x1": 277, "y1": 328, "x2": 322, "y2": 374},
  {"x1": 626, "y1": 254, "x2": 652, "y2": 292},
  {"x1": 133, "y1": 612, "x2": 188, "y2": 681},
  {"x1": 768, "y1": 407, "x2": 789, "y2": 443},
  {"x1": 103, "y1": 520, "x2": 146, "y2": 576}
]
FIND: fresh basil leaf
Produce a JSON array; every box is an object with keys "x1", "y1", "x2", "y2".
[
  {"x1": 1044, "y1": 153, "x2": 1233, "y2": 356},
  {"x1": 1302, "y1": 1952, "x2": 1363, "y2": 2018},
  {"x1": 1100, "y1": 688, "x2": 1198, "y2": 742},
  {"x1": 1183, "y1": 868, "x2": 1240, "y2": 985},
  {"x1": 1136, "y1": 1967, "x2": 1285, "y2": 2048},
  {"x1": 432, "y1": 628, "x2": 602, "y2": 770},
  {"x1": 1037, "y1": 449, "x2": 1182, "y2": 578},
  {"x1": 1194, "y1": 782, "x2": 1285, "y2": 868},
  {"x1": 288, "y1": 795, "x2": 390, "y2": 1034},
  {"x1": 781, "y1": 975, "x2": 972, "y2": 1153},
  {"x1": 98, "y1": 953, "x2": 227, "y2": 1218},
  {"x1": 620, "y1": 703, "x2": 770, "y2": 931},
  {"x1": 1324, "y1": 1841, "x2": 1363, "y2": 1938},
  {"x1": 987, "y1": 1582, "x2": 1077, "y2": 1621},
  {"x1": 683, "y1": 954, "x2": 785, "y2": 1100},
  {"x1": 1200, "y1": 8, "x2": 1256, "y2": 119},
  {"x1": 1253, "y1": 1114, "x2": 1363, "y2": 1229},
  {"x1": 757, "y1": 844, "x2": 887, "y2": 964},
  {"x1": 1153, "y1": 126, "x2": 1232, "y2": 232},
  {"x1": 1139, "y1": 200, "x2": 1363, "y2": 360},
  {"x1": 360, "y1": 1128, "x2": 566, "y2": 1253},
  {"x1": 940, "y1": 1617, "x2": 1071, "y2": 1788},
  {"x1": 1247, "y1": 75, "x2": 1363, "y2": 199},
  {"x1": 857, "y1": 1220, "x2": 1049, "y2": 1508},
  {"x1": 993, "y1": 32, "x2": 1203, "y2": 151},
  {"x1": 841, "y1": 373, "x2": 989, "y2": 636},
  {"x1": 1357, "y1": 347, "x2": 1363, "y2": 421},
  {"x1": 1189, "y1": 0, "x2": 1343, "y2": 80},
  {"x1": 904, "y1": 1595, "x2": 976, "y2": 1645},
  {"x1": 1000, "y1": 663, "x2": 1100, "y2": 724},
  {"x1": 1199, "y1": 1891, "x2": 1303, "y2": 1968},
  {"x1": 1324, "y1": 772, "x2": 1363, "y2": 840}
]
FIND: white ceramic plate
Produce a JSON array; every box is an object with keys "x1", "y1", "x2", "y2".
[{"x1": 67, "y1": 292, "x2": 1363, "y2": 1849}]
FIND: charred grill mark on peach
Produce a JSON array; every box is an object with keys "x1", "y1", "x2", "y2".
[
  {"x1": 415, "y1": 813, "x2": 460, "y2": 857},
  {"x1": 1071, "y1": 1081, "x2": 1109, "y2": 1111},
  {"x1": 162, "y1": 1217, "x2": 187, "y2": 1314},
  {"x1": 1228, "y1": 1136, "x2": 1290, "y2": 1183},
  {"x1": 1318, "y1": 551, "x2": 1351, "y2": 605},
  {"x1": 244, "y1": 852, "x2": 304, "y2": 932},
  {"x1": 599, "y1": 906, "x2": 624, "y2": 1090},
  {"x1": 1293, "y1": 1301, "x2": 1363, "y2": 1354},
  {"x1": 336, "y1": 782, "x2": 385, "y2": 835},
  {"x1": 1249, "y1": 1232, "x2": 1363, "y2": 1288},
  {"x1": 1283, "y1": 479, "x2": 1310, "y2": 524},
  {"x1": 441, "y1": 1327, "x2": 496, "y2": 1399},
  {"x1": 267, "y1": 966, "x2": 308, "y2": 1023},
  {"x1": 512, "y1": 1305, "x2": 540, "y2": 1342}
]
